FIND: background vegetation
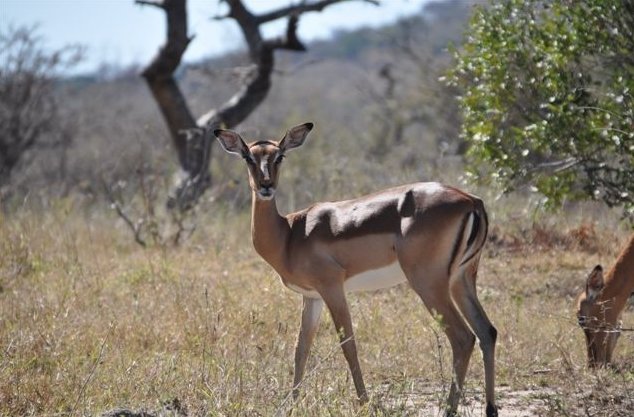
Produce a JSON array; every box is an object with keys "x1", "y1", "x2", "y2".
[
  {"x1": 449, "y1": 0, "x2": 634, "y2": 217},
  {"x1": 1, "y1": 1, "x2": 632, "y2": 416}
]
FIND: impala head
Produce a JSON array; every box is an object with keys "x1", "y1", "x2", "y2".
[
  {"x1": 576, "y1": 264, "x2": 620, "y2": 367},
  {"x1": 214, "y1": 122, "x2": 313, "y2": 200}
]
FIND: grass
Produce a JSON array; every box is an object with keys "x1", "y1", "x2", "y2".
[{"x1": 1, "y1": 197, "x2": 633, "y2": 417}]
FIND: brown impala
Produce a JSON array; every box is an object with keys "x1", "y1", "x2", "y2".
[
  {"x1": 576, "y1": 233, "x2": 634, "y2": 367},
  {"x1": 214, "y1": 122, "x2": 498, "y2": 417}
]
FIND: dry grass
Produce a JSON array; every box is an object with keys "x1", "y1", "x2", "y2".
[{"x1": 1, "y1": 199, "x2": 633, "y2": 417}]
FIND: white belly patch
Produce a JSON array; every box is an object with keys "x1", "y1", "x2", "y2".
[
  {"x1": 286, "y1": 262, "x2": 407, "y2": 299},
  {"x1": 345, "y1": 262, "x2": 407, "y2": 292}
]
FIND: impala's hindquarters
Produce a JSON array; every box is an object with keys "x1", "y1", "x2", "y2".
[
  {"x1": 449, "y1": 207, "x2": 497, "y2": 417},
  {"x1": 399, "y1": 204, "x2": 497, "y2": 417}
]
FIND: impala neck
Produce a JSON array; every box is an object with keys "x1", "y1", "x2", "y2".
[
  {"x1": 251, "y1": 193, "x2": 290, "y2": 271},
  {"x1": 601, "y1": 234, "x2": 634, "y2": 308}
]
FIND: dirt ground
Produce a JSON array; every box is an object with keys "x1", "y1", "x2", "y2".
[
  {"x1": 377, "y1": 383, "x2": 556, "y2": 416},
  {"x1": 377, "y1": 373, "x2": 634, "y2": 417}
]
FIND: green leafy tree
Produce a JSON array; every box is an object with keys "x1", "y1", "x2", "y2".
[{"x1": 448, "y1": 0, "x2": 634, "y2": 218}]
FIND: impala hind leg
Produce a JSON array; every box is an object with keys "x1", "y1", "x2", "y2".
[
  {"x1": 322, "y1": 288, "x2": 369, "y2": 403},
  {"x1": 292, "y1": 296, "x2": 324, "y2": 400},
  {"x1": 407, "y1": 270, "x2": 476, "y2": 417},
  {"x1": 450, "y1": 268, "x2": 498, "y2": 417}
]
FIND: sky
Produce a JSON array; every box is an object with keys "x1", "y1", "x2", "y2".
[{"x1": 2, "y1": 0, "x2": 431, "y2": 74}]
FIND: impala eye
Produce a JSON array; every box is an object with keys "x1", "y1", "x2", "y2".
[
  {"x1": 274, "y1": 154, "x2": 285, "y2": 164},
  {"x1": 243, "y1": 155, "x2": 256, "y2": 165}
]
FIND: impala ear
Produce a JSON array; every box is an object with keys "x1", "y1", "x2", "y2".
[
  {"x1": 585, "y1": 264, "x2": 604, "y2": 302},
  {"x1": 214, "y1": 129, "x2": 249, "y2": 157},
  {"x1": 279, "y1": 122, "x2": 313, "y2": 152}
]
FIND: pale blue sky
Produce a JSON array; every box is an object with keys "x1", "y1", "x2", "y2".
[{"x1": 2, "y1": 0, "x2": 431, "y2": 73}]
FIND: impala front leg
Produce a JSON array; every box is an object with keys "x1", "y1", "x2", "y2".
[
  {"x1": 292, "y1": 296, "x2": 324, "y2": 400},
  {"x1": 323, "y1": 287, "x2": 369, "y2": 403}
]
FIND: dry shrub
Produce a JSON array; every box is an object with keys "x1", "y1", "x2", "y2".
[{"x1": 488, "y1": 222, "x2": 613, "y2": 254}]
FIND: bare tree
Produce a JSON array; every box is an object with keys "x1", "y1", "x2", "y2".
[
  {"x1": 357, "y1": 1, "x2": 470, "y2": 166},
  {"x1": 0, "y1": 26, "x2": 81, "y2": 191},
  {"x1": 136, "y1": 0, "x2": 377, "y2": 211}
]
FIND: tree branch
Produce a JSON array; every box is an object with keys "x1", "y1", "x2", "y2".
[
  {"x1": 528, "y1": 157, "x2": 581, "y2": 175},
  {"x1": 255, "y1": 0, "x2": 379, "y2": 25},
  {"x1": 263, "y1": 14, "x2": 306, "y2": 51},
  {"x1": 138, "y1": 0, "x2": 196, "y2": 169},
  {"x1": 224, "y1": 0, "x2": 261, "y2": 59},
  {"x1": 103, "y1": 180, "x2": 147, "y2": 247},
  {"x1": 135, "y1": 0, "x2": 166, "y2": 9}
]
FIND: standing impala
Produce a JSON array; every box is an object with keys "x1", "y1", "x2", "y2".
[
  {"x1": 214, "y1": 122, "x2": 498, "y2": 417},
  {"x1": 576, "y1": 232, "x2": 634, "y2": 367}
]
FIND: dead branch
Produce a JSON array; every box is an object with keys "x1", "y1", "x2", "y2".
[
  {"x1": 101, "y1": 398, "x2": 186, "y2": 417},
  {"x1": 255, "y1": 0, "x2": 379, "y2": 24},
  {"x1": 135, "y1": 0, "x2": 165, "y2": 8},
  {"x1": 102, "y1": 167, "x2": 195, "y2": 248},
  {"x1": 103, "y1": 179, "x2": 147, "y2": 247}
]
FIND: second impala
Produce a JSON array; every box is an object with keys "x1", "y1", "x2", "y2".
[{"x1": 214, "y1": 122, "x2": 498, "y2": 417}]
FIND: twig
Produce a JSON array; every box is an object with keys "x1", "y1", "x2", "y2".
[
  {"x1": 255, "y1": 0, "x2": 379, "y2": 25},
  {"x1": 71, "y1": 323, "x2": 115, "y2": 415},
  {"x1": 135, "y1": 0, "x2": 165, "y2": 9},
  {"x1": 102, "y1": 179, "x2": 147, "y2": 247},
  {"x1": 430, "y1": 325, "x2": 448, "y2": 407},
  {"x1": 273, "y1": 58, "x2": 322, "y2": 76},
  {"x1": 528, "y1": 157, "x2": 580, "y2": 175}
]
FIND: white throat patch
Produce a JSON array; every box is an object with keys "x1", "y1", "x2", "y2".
[{"x1": 256, "y1": 189, "x2": 275, "y2": 200}]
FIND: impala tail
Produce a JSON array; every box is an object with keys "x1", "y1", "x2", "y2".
[{"x1": 452, "y1": 199, "x2": 488, "y2": 274}]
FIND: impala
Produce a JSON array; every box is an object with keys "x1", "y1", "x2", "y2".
[
  {"x1": 214, "y1": 122, "x2": 498, "y2": 417},
  {"x1": 576, "y1": 232, "x2": 634, "y2": 367}
]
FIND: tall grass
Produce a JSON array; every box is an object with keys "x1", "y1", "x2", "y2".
[{"x1": 1, "y1": 194, "x2": 632, "y2": 416}]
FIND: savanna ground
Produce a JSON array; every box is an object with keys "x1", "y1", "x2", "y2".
[{"x1": 1, "y1": 193, "x2": 633, "y2": 417}]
